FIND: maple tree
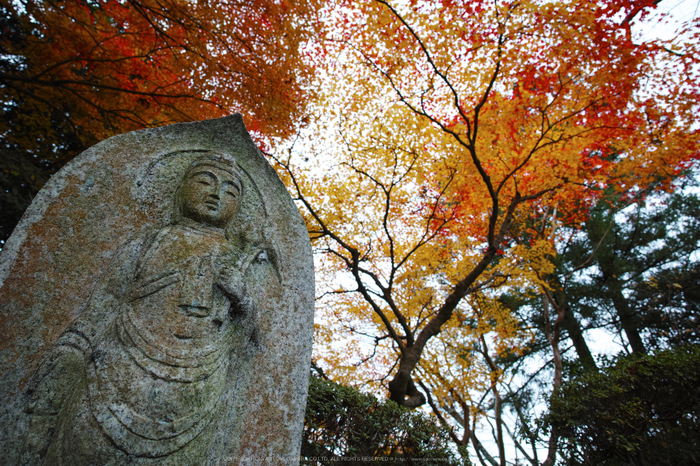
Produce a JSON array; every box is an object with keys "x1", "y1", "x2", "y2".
[
  {"x1": 271, "y1": 0, "x2": 700, "y2": 463},
  {"x1": 1, "y1": 0, "x2": 319, "y2": 242}
]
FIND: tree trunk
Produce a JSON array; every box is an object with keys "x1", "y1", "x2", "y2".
[
  {"x1": 552, "y1": 280, "x2": 597, "y2": 371},
  {"x1": 561, "y1": 307, "x2": 597, "y2": 370},
  {"x1": 609, "y1": 281, "x2": 646, "y2": 354},
  {"x1": 542, "y1": 293, "x2": 564, "y2": 466}
]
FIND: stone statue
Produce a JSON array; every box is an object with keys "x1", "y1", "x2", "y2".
[
  {"x1": 23, "y1": 155, "x2": 270, "y2": 463},
  {"x1": 0, "y1": 116, "x2": 314, "y2": 465}
]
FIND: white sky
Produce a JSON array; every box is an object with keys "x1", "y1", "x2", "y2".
[{"x1": 633, "y1": 0, "x2": 699, "y2": 41}]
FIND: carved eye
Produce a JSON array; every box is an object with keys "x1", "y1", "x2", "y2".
[
  {"x1": 225, "y1": 190, "x2": 237, "y2": 198},
  {"x1": 191, "y1": 171, "x2": 215, "y2": 186}
]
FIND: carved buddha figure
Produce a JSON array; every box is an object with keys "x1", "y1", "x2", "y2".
[{"x1": 23, "y1": 155, "x2": 263, "y2": 464}]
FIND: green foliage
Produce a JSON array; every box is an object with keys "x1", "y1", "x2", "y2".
[
  {"x1": 568, "y1": 189, "x2": 700, "y2": 351},
  {"x1": 548, "y1": 345, "x2": 700, "y2": 465},
  {"x1": 302, "y1": 376, "x2": 464, "y2": 465}
]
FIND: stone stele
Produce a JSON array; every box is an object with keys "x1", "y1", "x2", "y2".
[{"x1": 0, "y1": 115, "x2": 314, "y2": 465}]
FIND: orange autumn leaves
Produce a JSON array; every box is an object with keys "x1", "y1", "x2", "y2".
[
  {"x1": 296, "y1": 0, "x2": 699, "y2": 419},
  {"x1": 0, "y1": 0, "x2": 319, "y2": 157}
]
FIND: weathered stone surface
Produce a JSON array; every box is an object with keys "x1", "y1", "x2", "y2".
[{"x1": 0, "y1": 115, "x2": 314, "y2": 465}]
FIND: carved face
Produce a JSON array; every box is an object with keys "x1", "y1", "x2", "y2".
[{"x1": 180, "y1": 165, "x2": 241, "y2": 228}]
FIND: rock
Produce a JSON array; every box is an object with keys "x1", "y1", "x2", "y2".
[{"x1": 0, "y1": 115, "x2": 314, "y2": 465}]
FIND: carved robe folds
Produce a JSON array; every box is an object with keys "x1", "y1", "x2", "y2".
[{"x1": 31, "y1": 223, "x2": 260, "y2": 463}]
